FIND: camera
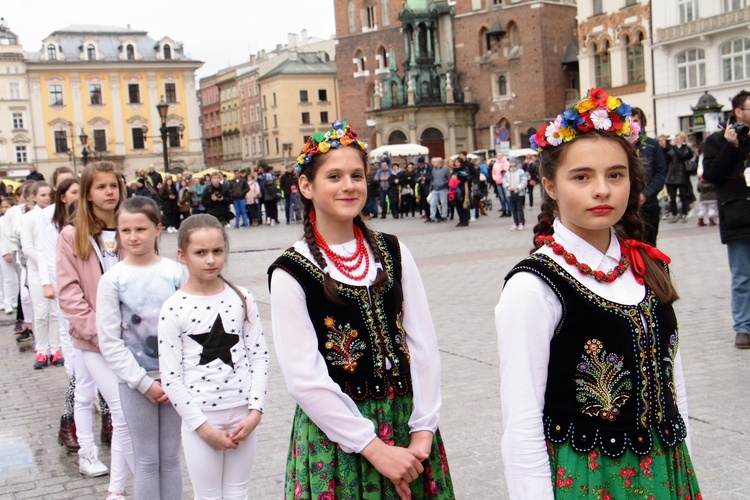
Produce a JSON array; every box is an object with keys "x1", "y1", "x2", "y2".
[{"x1": 733, "y1": 122, "x2": 750, "y2": 139}]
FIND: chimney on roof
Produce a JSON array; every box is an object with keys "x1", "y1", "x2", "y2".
[
  {"x1": 288, "y1": 33, "x2": 298, "y2": 51},
  {"x1": 301, "y1": 29, "x2": 308, "y2": 44},
  {"x1": 275, "y1": 43, "x2": 282, "y2": 53}
]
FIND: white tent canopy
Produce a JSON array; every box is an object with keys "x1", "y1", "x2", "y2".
[
  {"x1": 369, "y1": 143, "x2": 429, "y2": 161},
  {"x1": 507, "y1": 148, "x2": 538, "y2": 157}
]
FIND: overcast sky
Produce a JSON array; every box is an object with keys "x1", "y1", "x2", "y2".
[{"x1": 2, "y1": 0, "x2": 337, "y2": 78}]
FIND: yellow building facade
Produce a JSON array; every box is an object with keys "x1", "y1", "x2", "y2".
[
  {"x1": 26, "y1": 25, "x2": 203, "y2": 180},
  {"x1": 259, "y1": 53, "x2": 339, "y2": 170}
]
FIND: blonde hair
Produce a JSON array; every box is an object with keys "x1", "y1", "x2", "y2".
[{"x1": 73, "y1": 161, "x2": 126, "y2": 260}]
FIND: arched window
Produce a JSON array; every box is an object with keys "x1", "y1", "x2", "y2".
[
  {"x1": 126, "y1": 44, "x2": 135, "y2": 60},
  {"x1": 365, "y1": 0, "x2": 376, "y2": 29},
  {"x1": 498, "y1": 75, "x2": 508, "y2": 96},
  {"x1": 388, "y1": 130, "x2": 408, "y2": 145},
  {"x1": 87, "y1": 44, "x2": 96, "y2": 61},
  {"x1": 721, "y1": 38, "x2": 750, "y2": 82},
  {"x1": 677, "y1": 48, "x2": 705, "y2": 89},
  {"x1": 354, "y1": 50, "x2": 366, "y2": 73},
  {"x1": 420, "y1": 127, "x2": 443, "y2": 141},
  {"x1": 47, "y1": 44, "x2": 57, "y2": 60},
  {"x1": 626, "y1": 32, "x2": 645, "y2": 83},
  {"x1": 163, "y1": 44, "x2": 172, "y2": 60},
  {"x1": 479, "y1": 27, "x2": 489, "y2": 55},
  {"x1": 594, "y1": 41, "x2": 611, "y2": 88},
  {"x1": 509, "y1": 23, "x2": 519, "y2": 48},
  {"x1": 377, "y1": 46, "x2": 388, "y2": 70},
  {"x1": 348, "y1": 0, "x2": 357, "y2": 33}
]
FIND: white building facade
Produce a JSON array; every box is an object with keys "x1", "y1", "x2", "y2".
[
  {"x1": 652, "y1": 1, "x2": 750, "y2": 138},
  {"x1": 0, "y1": 19, "x2": 35, "y2": 176}
]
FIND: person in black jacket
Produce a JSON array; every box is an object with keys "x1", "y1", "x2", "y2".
[
  {"x1": 664, "y1": 131, "x2": 694, "y2": 223},
  {"x1": 387, "y1": 163, "x2": 401, "y2": 219},
  {"x1": 703, "y1": 89, "x2": 750, "y2": 349},
  {"x1": 279, "y1": 164, "x2": 298, "y2": 224},
  {"x1": 159, "y1": 177, "x2": 179, "y2": 233},
  {"x1": 230, "y1": 169, "x2": 250, "y2": 228},
  {"x1": 202, "y1": 172, "x2": 232, "y2": 226},
  {"x1": 632, "y1": 108, "x2": 667, "y2": 245}
]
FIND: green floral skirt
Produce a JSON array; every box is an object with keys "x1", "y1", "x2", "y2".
[
  {"x1": 547, "y1": 431, "x2": 701, "y2": 499},
  {"x1": 285, "y1": 390, "x2": 454, "y2": 499}
]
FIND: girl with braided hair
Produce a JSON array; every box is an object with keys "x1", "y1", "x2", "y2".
[
  {"x1": 269, "y1": 121, "x2": 454, "y2": 500},
  {"x1": 496, "y1": 89, "x2": 701, "y2": 499}
]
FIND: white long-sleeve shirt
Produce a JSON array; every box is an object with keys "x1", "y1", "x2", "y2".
[
  {"x1": 37, "y1": 204, "x2": 55, "y2": 286},
  {"x1": 159, "y1": 284, "x2": 268, "y2": 431},
  {"x1": 270, "y1": 238, "x2": 442, "y2": 454},
  {"x1": 495, "y1": 220, "x2": 690, "y2": 499},
  {"x1": 19, "y1": 207, "x2": 41, "y2": 277}
]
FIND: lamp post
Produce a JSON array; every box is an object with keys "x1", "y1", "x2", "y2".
[
  {"x1": 156, "y1": 97, "x2": 170, "y2": 181},
  {"x1": 79, "y1": 129, "x2": 90, "y2": 167}
]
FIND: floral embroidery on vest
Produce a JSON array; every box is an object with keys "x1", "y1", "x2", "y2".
[
  {"x1": 394, "y1": 304, "x2": 411, "y2": 363},
  {"x1": 323, "y1": 316, "x2": 366, "y2": 373},
  {"x1": 663, "y1": 331, "x2": 678, "y2": 407},
  {"x1": 575, "y1": 339, "x2": 632, "y2": 421}
]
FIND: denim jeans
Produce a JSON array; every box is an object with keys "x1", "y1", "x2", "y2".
[
  {"x1": 232, "y1": 198, "x2": 248, "y2": 227},
  {"x1": 510, "y1": 196, "x2": 525, "y2": 225},
  {"x1": 496, "y1": 183, "x2": 511, "y2": 212},
  {"x1": 727, "y1": 237, "x2": 750, "y2": 334},
  {"x1": 429, "y1": 189, "x2": 448, "y2": 219}
]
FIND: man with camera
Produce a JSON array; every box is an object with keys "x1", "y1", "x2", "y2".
[
  {"x1": 202, "y1": 171, "x2": 232, "y2": 226},
  {"x1": 703, "y1": 90, "x2": 750, "y2": 349}
]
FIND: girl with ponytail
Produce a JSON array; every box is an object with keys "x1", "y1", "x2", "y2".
[
  {"x1": 269, "y1": 121, "x2": 454, "y2": 499},
  {"x1": 496, "y1": 89, "x2": 700, "y2": 499}
]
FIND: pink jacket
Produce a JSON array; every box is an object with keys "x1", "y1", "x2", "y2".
[
  {"x1": 492, "y1": 157, "x2": 510, "y2": 185},
  {"x1": 56, "y1": 225, "x2": 118, "y2": 352}
]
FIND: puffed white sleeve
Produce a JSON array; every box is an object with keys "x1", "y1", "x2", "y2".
[
  {"x1": 398, "y1": 241, "x2": 441, "y2": 434},
  {"x1": 496, "y1": 271, "x2": 560, "y2": 500},
  {"x1": 241, "y1": 290, "x2": 269, "y2": 413},
  {"x1": 158, "y1": 299, "x2": 207, "y2": 431},
  {"x1": 673, "y1": 349, "x2": 691, "y2": 451},
  {"x1": 270, "y1": 267, "x2": 377, "y2": 454},
  {"x1": 19, "y1": 212, "x2": 37, "y2": 269}
]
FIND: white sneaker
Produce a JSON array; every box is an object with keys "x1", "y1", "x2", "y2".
[
  {"x1": 517, "y1": 223, "x2": 524, "y2": 230},
  {"x1": 470, "y1": 217, "x2": 476, "y2": 221},
  {"x1": 225, "y1": 223, "x2": 231, "y2": 228},
  {"x1": 4, "y1": 305, "x2": 13, "y2": 315},
  {"x1": 270, "y1": 220, "x2": 276, "y2": 226},
  {"x1": 509, "y1": 225, "x2": 518, "y2": 231},
  {"x1": 106, "y1": 493, "x2": 124, "y2": 500},
  {"x1": 78, "y1": 445, "x2": 109, "y2": 477}
]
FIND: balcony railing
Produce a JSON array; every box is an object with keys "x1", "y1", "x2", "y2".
[{"x1": 656, "y1": 8, "x2": 750, "y2": 43}]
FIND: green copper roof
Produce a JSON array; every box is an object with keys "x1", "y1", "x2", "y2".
[{"x1": 403, "y1": 0, "x2": 431, "y2": 12}]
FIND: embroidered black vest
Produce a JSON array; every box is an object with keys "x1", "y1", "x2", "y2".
[
  {"x1": 506, "y1": 254, "x2": 687, "y2": 457},
  {"x1": 268, "y1": 232, "x2": 412, "y2": 402}
]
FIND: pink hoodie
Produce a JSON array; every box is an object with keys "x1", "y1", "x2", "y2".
[{"x1": 492, "y1": 156, "x2": 510, "y2": 185}]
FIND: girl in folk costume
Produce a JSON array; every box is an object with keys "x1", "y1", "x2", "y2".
[
  {"x1": 496, "y1": 89, "x2": 701, "y2": 499},
  {"x1": 269, "y1": 121, "x2": 454, "y2": 499}
]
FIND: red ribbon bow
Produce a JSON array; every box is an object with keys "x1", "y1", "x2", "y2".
[{"x1": 621, "y1": 239, "x2": 671, "y2": 285}]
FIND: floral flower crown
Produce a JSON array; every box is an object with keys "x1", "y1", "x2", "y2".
[
  {"x1": 530, "y1": 88, "x2": 642, "y2": 153},
  {"x1": 295, "y1": 120, "x2": 369, "y2": 174}
]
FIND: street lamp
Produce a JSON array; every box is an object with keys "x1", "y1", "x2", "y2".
[
  {"x1": 156, "y1": 97, "x2": 170, "y2": 181},
  {"x1": 79, "y1": 129, "x2": 90, "y2": 167}
]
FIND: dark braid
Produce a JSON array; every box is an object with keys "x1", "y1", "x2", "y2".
[
  {"x1": 353, "y1": 215, "x2": 387, "y2": 288},
  {"x1": 302, "y1": 207, "x2": 343, "y2": 303},
  {"x1": 532, "y1": 194, "x2": 557, "y2": 252}
]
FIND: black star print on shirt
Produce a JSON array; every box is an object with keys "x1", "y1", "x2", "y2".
[{"x1": 188, "y1": 314, "x2": 239, "y2": 369}]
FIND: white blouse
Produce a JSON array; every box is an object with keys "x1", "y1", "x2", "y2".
[
  {"x1": 270, "y1": 237, "x2": 442, "y2": 454},
  {"x1": 495, "y1": 220, "x2": 690, "y2": 500}
]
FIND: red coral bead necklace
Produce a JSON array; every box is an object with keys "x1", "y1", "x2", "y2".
[
  {"x1": 313, "y1": 224, "x2": 370, "y2": 281},
  {"x1": 535, "y1": 234, "x2": 629, "y2": 283}
]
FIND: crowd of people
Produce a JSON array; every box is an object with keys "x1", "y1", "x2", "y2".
[{"x1": 15, "y1": 82, "x2": 750, "y2": 498}]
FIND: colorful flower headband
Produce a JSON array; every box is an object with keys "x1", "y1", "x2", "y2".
[
  {"x1": 530, "y1": 88, "x2": 642, "y2": 153},
  {"x1": 295, "y1": 120, "x2": 368, "y2": 174}
]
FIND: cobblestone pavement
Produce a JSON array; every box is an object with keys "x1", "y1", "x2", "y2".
[{"x1": 1, "y1": 204, "x2": 748, "y2": 499}]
